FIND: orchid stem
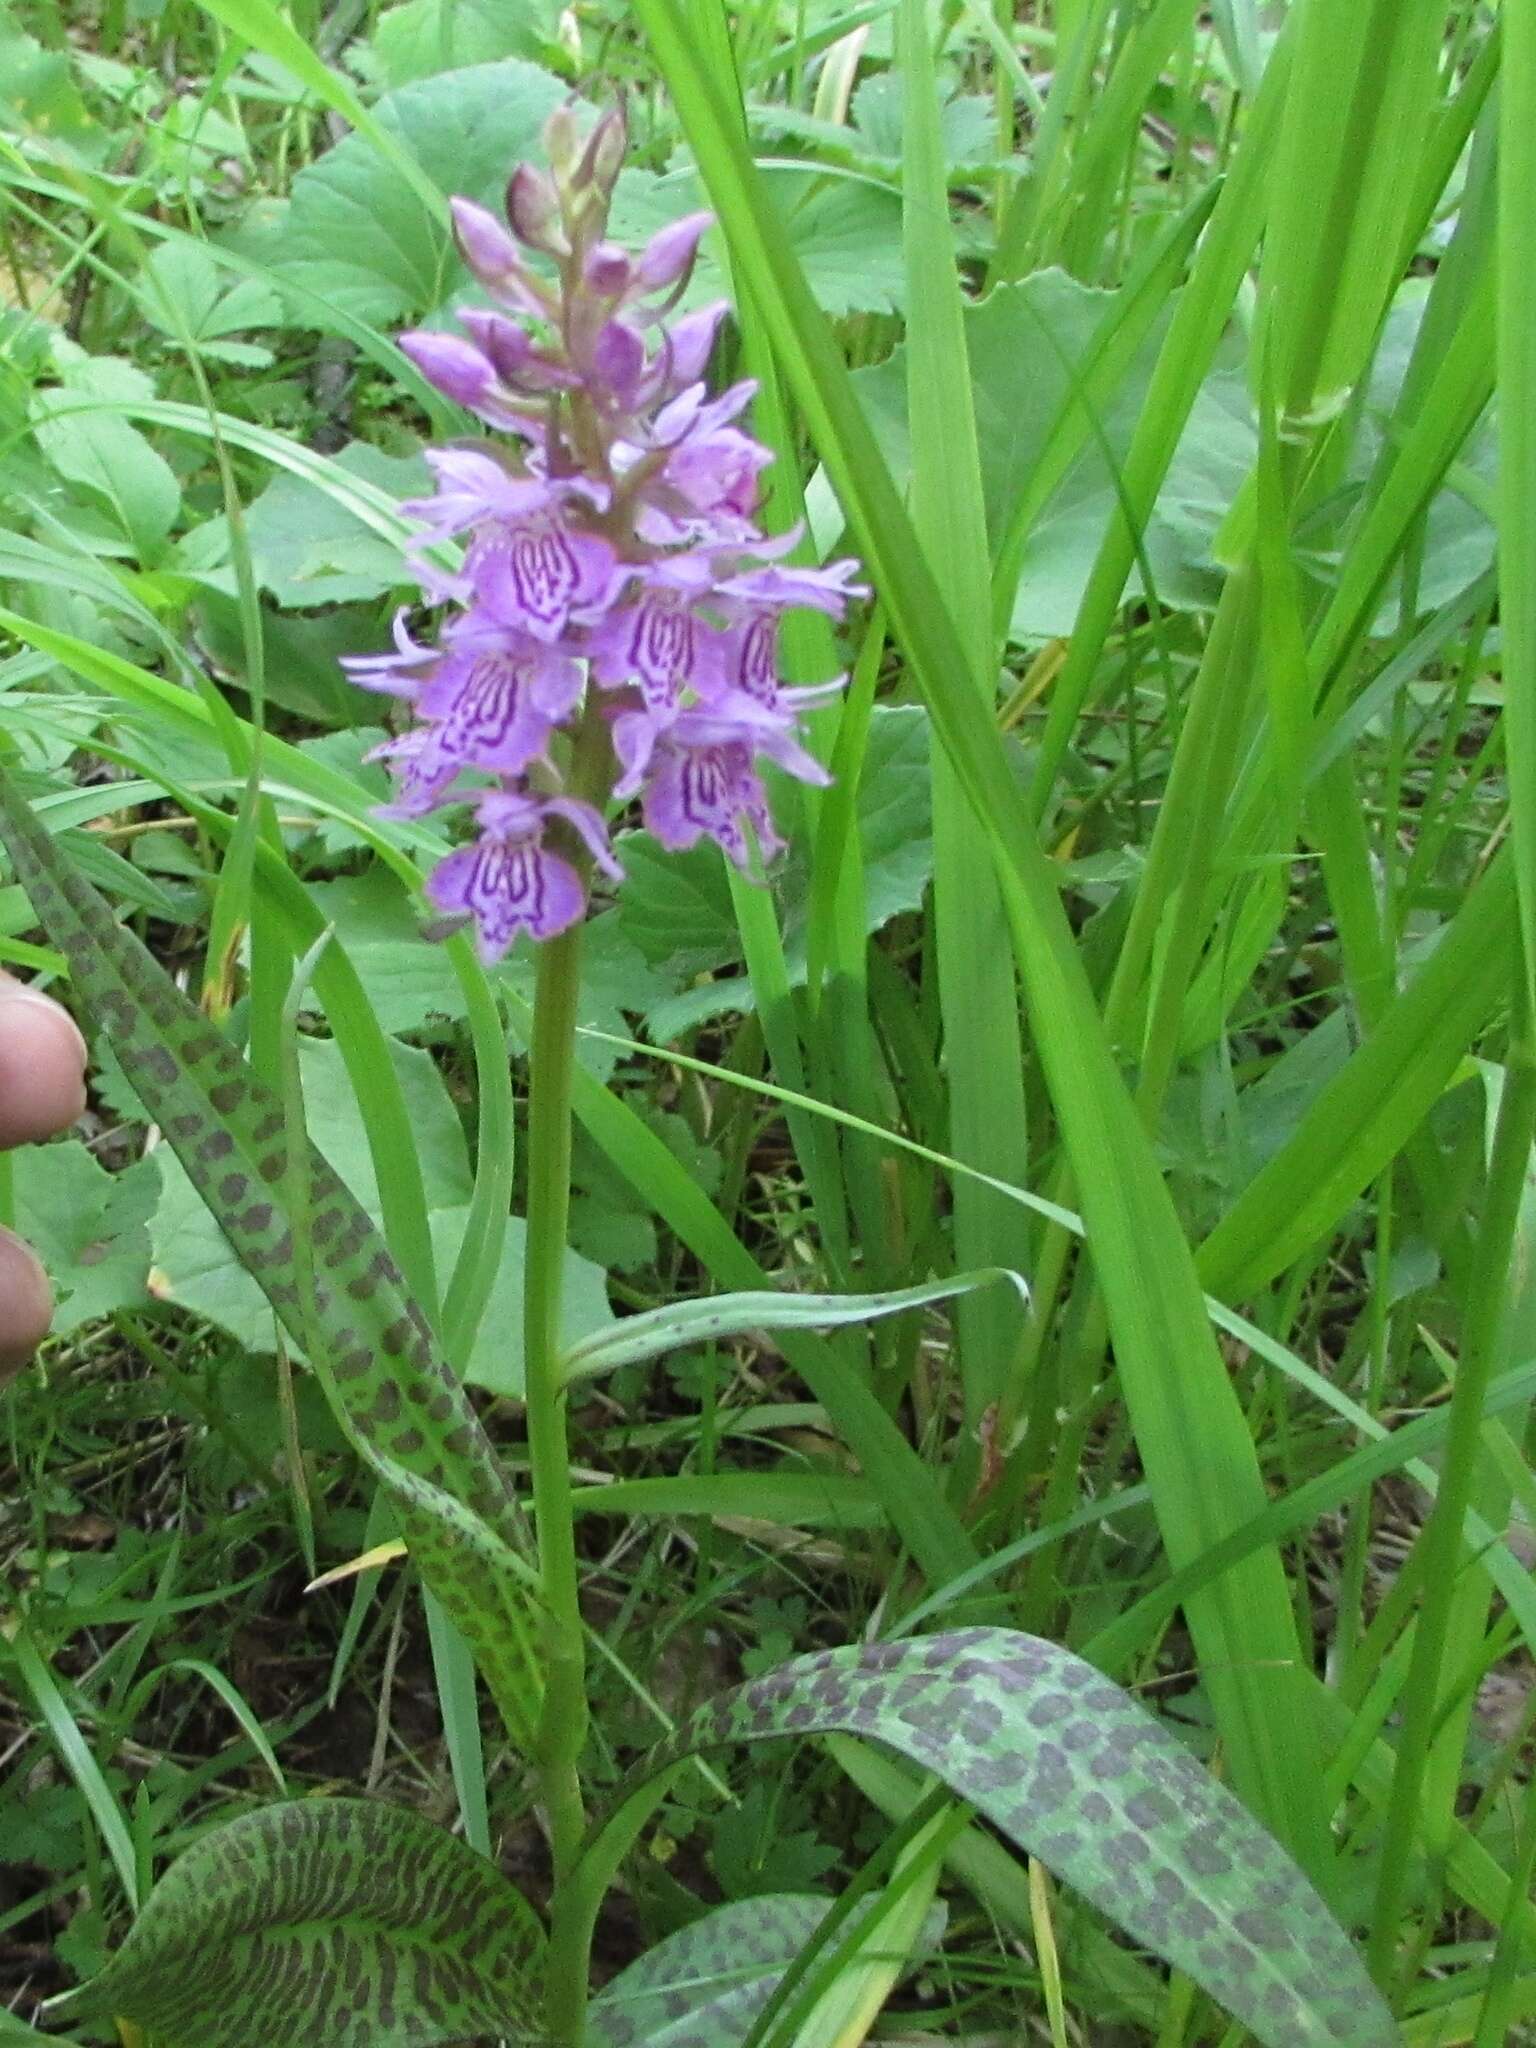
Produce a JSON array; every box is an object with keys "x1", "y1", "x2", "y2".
[{"x1": 524, "y1": 914, "x2": 590, "y2": 2047}]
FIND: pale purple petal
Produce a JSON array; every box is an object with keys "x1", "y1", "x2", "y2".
[
  {"x1": 341, "y1": 609, "x2": 436, "y2": 697},
  {"x1": 724, "y1": 611, "x2": 780, "y2": 707},
  {"x1": 457, "y1": 309, "x2": 535, "y2": 381},
  {"x1": 641, "y1": 301, "x2": 729, "y2": 397},
  {"x1": 587, "y1": 594, "x2": 725, "y2": 710},
  {"x1": 451, "y1": 198, "x2": 552, "y2": 313},
  {"x1": 638, "y1": 729, "x2": 778, "y2": 868},
  {"x1": 546, "y1": 795, "x2": 625, "y2": 881},
  {"x1": 663, "y1": 427, "x2": 771, "y2": 520},
  {"x1": 414, "y1": 638, "x2": 582, "y2": 776},
  {"x1": 610, "y1": 706, "x2": 661, "y2": 798},
  {"x1": 367, "y1": 730, "x2": 466, "y2": 818},
  {"x1": 637, "y1": 211, "x2": 714, "y2": 291},
  {"x1": 589, "y1": 319, "x2": 645, "y2": 407},
  {"x1": 470, "y1": 519, "x2": 624, "y2": 639},
  {"x1": 717, "y1": 557, "x2": 868, "y2": 616}
]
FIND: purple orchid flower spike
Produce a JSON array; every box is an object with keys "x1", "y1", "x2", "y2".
[{"x1": 352, "y1": 106, "x2": 865, "y2": 957}]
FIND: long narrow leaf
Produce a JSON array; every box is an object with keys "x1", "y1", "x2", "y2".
[{"x1": 0, "y1": 768, "x2": 545, "y2": 1752}]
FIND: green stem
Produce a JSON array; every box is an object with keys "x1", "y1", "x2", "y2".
[
  {"x1": 525, "y1": 919, "x2": 590, "y2": 2048},
  {"x1": 1365, "y1": 993, "x2": 1536, "y2": 1982}
]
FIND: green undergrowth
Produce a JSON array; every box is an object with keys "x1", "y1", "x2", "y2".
[{"x1": 1, "y1": 0, "x2": 1533, "y2": 2042}]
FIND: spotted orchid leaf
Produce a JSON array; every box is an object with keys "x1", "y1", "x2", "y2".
[
  {"x1": 0, "y1": 767, "x2": 544, "y2": 1752},
  {"x1": 588, "y1": 1897, "x2": 837, "y2": 2048},
  {"x1": 47, "y1": 1799, "x2": 545, "y2": 2048},
  {"x1": 585, "y1": 1629, "x2": 1398, "y2": 2048},
  {"x1": 587, "y1": 1894, "x2": 945, "y2": 2048}
]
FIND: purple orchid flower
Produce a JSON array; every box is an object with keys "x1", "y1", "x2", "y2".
[
  {"x1": 403, "y1": 452, "x2": 622, "y2": 637},
  {"x1": 585, "y1": 552, "x2": 733, "y2": 711},
  {"x1": 426, "y1": 789, "x2": 623, "y2": 959},
  {"x1": 611, "y1": 693, "x2": 830, "y2": 869},
  {"x1": 351, "y1": 103, "x2": 865, "y2": 955}
]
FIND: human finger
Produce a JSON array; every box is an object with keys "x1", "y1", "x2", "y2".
[
  {"x1": 0, "y1": 970, "x2": 88, "y2": 1148},
  {"x1": 0, "y1": 1226, "x2": 54, "y2": 1384}
]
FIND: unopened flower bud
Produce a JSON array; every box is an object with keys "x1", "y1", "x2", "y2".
[
  {"x1": 397, "y1": 330, "x2": 494, "y2": 407},
  {"x1": 653, "y1": 300, "x2": 729, "y2": 395},
  {"x1": 574, "y1": 105, "x2": 627, "y2": 200},
  {"x1": 451, "y1": 197, "x2": 523, "y2": 285},
  {"x1": 542, "y1": 102, "x2": 583, "y2": 183},
  {"x1": 637, "y1": 211, "x2": 713, "y2": 292},
  {"x1": 590, "y1": 319, "x2": 644, "y2": 405},
  {"x1": 458, "y1": 308, "x2": 534, "y2": 382},
  {"x1": 583, "y1": 241, "x2": 633, "y2": 297},
  {"x1": 507, "y1": 163, "x2": 568, "y2": 255}
]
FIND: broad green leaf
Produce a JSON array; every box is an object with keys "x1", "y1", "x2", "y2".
[
  {"x1": 31, "y1": 389, "x2": 181, "y2": 565},
  {"x1": 611, "y1": 165, "x2": 907, "y2": 319},
  {"x1": 237, "y1": 59, "x2": 571, "y2": 328},
  {"x1": 135, "y1": 241, "x2": 284, "y2": 363},
  {"x1": 588, "y1": 1893, "x2": 944, "y2": 2048},
  {"x1": 0, "y1": 768, "x2": 545, "y2": 1750},
  {"x1": 559, "y1": 1269, "x2": 1026, "y2": 1384},
  {"x1": 589, "y1": 1897, "x2": 832, "y2": 2048},
  {"x1": 853, "y1": 274, "x2": 1251, "y2": 636},
  {"x1": 582, "y1": 1630, "x2": 1395, "y2": 2048},
  {"x1": 241, "y1": 443, "x2": 430, "y2": 607},
  {"x1": 368, "y1": 0, "x2": 563, "y2": 85},
  {"x1": 50, "y1": 1799, "x2": 545, "y2": 2048},
  {"x1": 9, "y1": 1142, "x2": 154, "y2": 1332}
]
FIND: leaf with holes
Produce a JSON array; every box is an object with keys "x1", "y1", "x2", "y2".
[
  {"x1": 48, "y1": 1800, "x2": 544, "y2": 2048},
  {"x1": 0, "y1": 765, "x2": 544, "y2": 1752},
  {"x1": 583, "y1": 1629, "x2": 1396, "y2": 2048}
]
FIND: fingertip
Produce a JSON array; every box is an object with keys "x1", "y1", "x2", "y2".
[
  {"x1": 0, "y1": 975, "x2": 88, "y2": 1147},
  {"x1": 0, "y1": 1227, "x2": 54, "y2": 1385}
]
